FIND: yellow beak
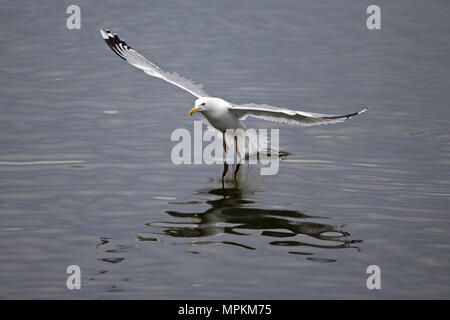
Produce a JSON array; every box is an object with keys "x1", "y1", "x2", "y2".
[{"x1": 189, "y1": 106, "x2": 200, "y2": 116}]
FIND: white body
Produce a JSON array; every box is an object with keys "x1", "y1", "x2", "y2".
[{"x1": 194, "y1": 97, "x2": 245, "y2": 133}]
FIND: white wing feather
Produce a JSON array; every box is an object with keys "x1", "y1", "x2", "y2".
[
  {"x1": 230, "y1": 103, "x2": 370, "y2": 127},
  {"x1": 100, "y1": 29, "x2": 207, "y2": 98}
]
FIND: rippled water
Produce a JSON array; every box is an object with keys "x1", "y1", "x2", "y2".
[{"x1": 0, "y1": 0, "x2": 449, "y2": 299}]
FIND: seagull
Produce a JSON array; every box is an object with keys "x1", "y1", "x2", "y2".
[{"x1": 100, "y1": 29, "x2": 369, "y2": 157}]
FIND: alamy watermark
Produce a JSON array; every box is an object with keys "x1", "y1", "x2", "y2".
[
  {"x1": 366, "y1": 5, "x2": 381, "y2": 30},
  {"x1": 66, "y1": 265, "x2": 81, "y2": 290},
  {"x1": 171, "y1": 121, "x2": 280, "y2": 175},
  {"x1": 66, "y1": 5, "x2": 81, "y2": 30},
  {"x1": 366, "y1": 265, "x2": 381, "y2": 290}
]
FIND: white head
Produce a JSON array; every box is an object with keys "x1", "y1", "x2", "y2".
[{"x1": 189, "y1": 97, "x2": 229, "y2": 117}]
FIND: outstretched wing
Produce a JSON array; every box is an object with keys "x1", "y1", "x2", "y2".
[
  {"x1": 100, "y1": 29, "x2": 207, "y2": 98},
  {"x1": 229, "y1": 103, "x2": 370, "y2": 126}
]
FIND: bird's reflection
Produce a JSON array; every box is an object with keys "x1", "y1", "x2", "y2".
[{"x1": 145, "y1": 164, "x2": 361, "y2": 255}]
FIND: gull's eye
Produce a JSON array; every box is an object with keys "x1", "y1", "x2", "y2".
[{"x1": 201, "y1": 103, "x2": 205, "y2": 106}]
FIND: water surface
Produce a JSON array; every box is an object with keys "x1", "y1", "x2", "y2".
[{"x1": 0, "y1": 0, "x2": 449, "y2": 299}]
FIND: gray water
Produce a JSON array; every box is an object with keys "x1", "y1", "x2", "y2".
[{"x1": 0, "y1": 0, "x2": 449, "y2": 299}]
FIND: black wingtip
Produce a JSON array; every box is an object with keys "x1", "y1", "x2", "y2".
[
  {"x1": 358, "y1": 106, "x2": 371, "y2": 114},
  {"x1": 323, "y1": 106, "x2": 371, "y2": 121},
  {"x1": 100, "y1": 28, "x2": 132, "y2": 61}
]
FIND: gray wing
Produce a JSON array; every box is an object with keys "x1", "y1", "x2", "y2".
[
  {"x1": 229, "y1": 103, "x2": 370, "y2": 126},
  {"x1": 100, "y1": 29, "x2": 207, "y2": 98}
]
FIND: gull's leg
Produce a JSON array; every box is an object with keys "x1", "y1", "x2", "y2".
[
  {"x1": 234, "y1": 136, "x2": 242, "y2": 160},
  {"x1": 233, "y1": 163, "x2": 241, "y2": 186},
  {"x1": 222, "y1": 162, "x2": 228, "y2": 189},
  {"x1": 222, "y1": 132, "x2": 227, "y2": 153}
]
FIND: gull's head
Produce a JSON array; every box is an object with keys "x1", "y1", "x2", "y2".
[{"x1": 189, "y1": 97, "x2": 229, "y2": 116}]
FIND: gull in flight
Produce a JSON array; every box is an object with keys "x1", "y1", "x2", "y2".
[{"x1": 100, "y1": 29, "x2": 369, "y2": 157}]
